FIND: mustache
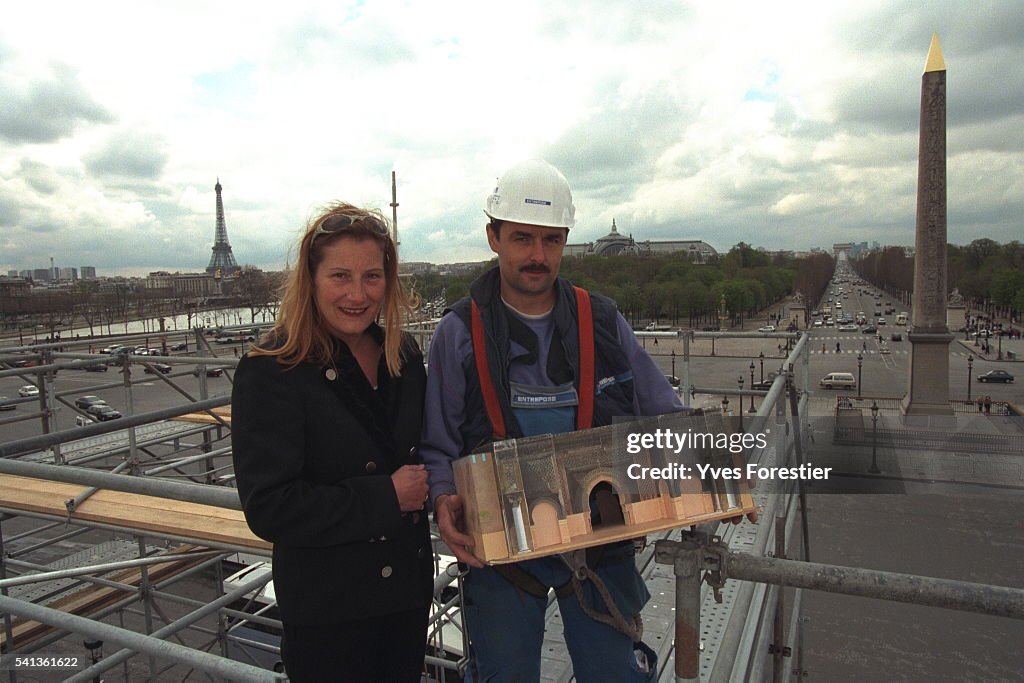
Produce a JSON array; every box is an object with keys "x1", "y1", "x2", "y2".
[{"x1": 519, "y1": 264, "x2": 550, "y2": 274}]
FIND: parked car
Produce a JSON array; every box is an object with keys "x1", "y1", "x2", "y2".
[
  {"x1": 0, "y1": 397, "x2": 16, "y2": 411},
  {"x1": 813, "y1": 320, "x2": 823, "y2": 327},
  {"x1": 75, "y1": 395, "x2": 107, "y2": 410},
  {"x1": 977, "y1": 370, "x2": 1014, "y2": 383},
  {"x1": 86, "y1": 404, "x2": 122, "y2": 421},
  {"x1": 819, "y1": 372, "x2": 856, "y2": 390},
  {"x1": 100, "y1": 345, "x2": 123, "y2": 354},
  {"x1": 751, "y1": 372, "x2": 781, "y2": 390},
  {"x1": 144, "y1": 363, "x2": 173, "y2": 374},
  {"x1": 75, "y1": 415, "x2": 95, "y2": 427},
  {"x1": 757, "y1": 325, "x2": 777, "y2": 333},
  {"x1": 18, "y1": 385, "x2": 39, "y2": 398},
  {"x1": 861, "y1": 326, "x2": 877, "y2": 334}
]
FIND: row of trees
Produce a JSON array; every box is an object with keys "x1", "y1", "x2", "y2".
[
  {"x1": 0, "y1": 267, "x2": 283, "y2": 339},
  {"x1": 411, "y1": 245, "x2": 835, "y2": 328},
  {"x1": 854, "y1": 239, "x2": 1024, "y2": 317}
]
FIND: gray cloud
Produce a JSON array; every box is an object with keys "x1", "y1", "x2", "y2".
[
  {"x1": 18, "y1": 159, "x2": 61, "y2": 195},
  {"x1": 84, "y1": 128, "x2": 169, "y2": 180},
  {"x1": 0, "y1": 63, "x2": 114, "y2": 143}
]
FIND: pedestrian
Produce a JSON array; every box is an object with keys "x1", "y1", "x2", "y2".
[
  {"x1": 420, "y1": 160, "x2": 755, "y2": 682},
  {"x1": 984, "y1": 395, "x2": 992, "y2": 415},
  {"x1": 836, "y1": 341, "x2": 841, "y2": 353},
  {"x1": 821, "y1": 343, "x2": 826, "y2": 354},
  {"x1": 976, "y1": 395, "x2": 983, "y2": 413},
  {"x1": 231, "y1": 203, "x2": 432, "y2": 681},
  {"x1": 862, "y1": 340, "x2": 867, "y2": 351}
]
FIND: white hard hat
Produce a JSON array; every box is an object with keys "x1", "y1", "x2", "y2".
[{"x1": 484, "y1": 159, "x2": 576, "y2": 229}]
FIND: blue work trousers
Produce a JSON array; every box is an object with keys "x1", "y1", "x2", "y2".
[{"x1": 462, "y1": 548, "x2": 655, "y2": 682}]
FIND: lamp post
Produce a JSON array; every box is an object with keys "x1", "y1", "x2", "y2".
[
  {"x1": 671, "y1": 349, "x2": 676, "y2": 379},
  {"x1": 737, "y1": 376, "x2": 744, "y2": 432},
  {"x1": 967, "y1": 355, "x2": 973, "y2": 400},
  {"x1": 749, "y1": 363, "x2": 756, "y2": 413},
  {"x1": 759, "y1": 352, "x2": 765, "y2": 383},
  {"x1": 997, "y1": 329, "x2": 1003, "y2": 360},
  {"x1": 857, "y1": 352, "x2": 863, "y2": 398},
  {"x1": 869, "y1": 401, "x2": 881, "y2": 474}
]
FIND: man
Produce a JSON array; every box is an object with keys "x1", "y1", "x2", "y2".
[{"x1": 420, "y1": 160, "x2": 687, "y2": 681}]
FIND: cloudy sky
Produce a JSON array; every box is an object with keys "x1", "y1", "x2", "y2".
[{"x1": 1, "y1": 1, "x2": 1021, "y2": 277}]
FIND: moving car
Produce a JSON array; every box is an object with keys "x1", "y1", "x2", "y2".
[
  {"x1": 18, "y1": 385, "x2": 39, "y2": 398},
  {"x1": 0, "y1": 397, "x2": 15, "y2": 411},
  {"x1": 862, "y1": 326, "x2": 877, "y2": 334},
  {"x1": 758, "y1": 325, "x2": 777, "y2": 333},
  {"x1": 838, "y1": 324, "x2": 858, "y2": 331},
  {"x1": 751, "y1": 372, "x2": 781, "y2": 390},
  {"x1": 83, "y1": 361, "x2": 109, "y2": 372},
  {"x1": 86, "y1": 404, "x2": 122, "y2": 421},
  {"x1": 193, "y1": 366, "x2": 226, "y2": 378},
  {"x1": 890, "y1": 332, "x2": 903, "y2": 342},
  {"x1": 819, "y1": 372, "x2": 856, "y2": 390},
  {"x1": 75, "y1": 395, "x2": 107, "y2": 409},
  {"x1": 977, "y1": 370, "x2": 1014, "y2": 383},
  {"x1": 144, "y1": 363, "x2": 173, "y2": 374}
]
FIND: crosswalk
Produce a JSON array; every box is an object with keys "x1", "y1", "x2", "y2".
[{"x1": 809, "y1": 348, "x2": 975, "y2": 357}]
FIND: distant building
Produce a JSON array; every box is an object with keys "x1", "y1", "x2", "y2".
[
  {"x1": 145, "y1": 272, "x2": 174, "y2": 291},
  {"x1": 32, "y1": 269, "x2": 50, "y2": 283},
  {"x1": 398, "y1": 261, "x2": 436, "y2": 275},
  {"x1": 57, "y1": 267, "x2": 78, "y2": 281},
  {"x1": 0, "y1": 278, "x2": 30, "y2": 298},
  {"x1": 173, "y1": 273, "x2": 218, "y2": 297},
  {"x1": 564, "y1": 220, "x2": 718, "y2": 263},
  {"x1": 80, "y1": 266, "x2": 97, "y2": 279}
]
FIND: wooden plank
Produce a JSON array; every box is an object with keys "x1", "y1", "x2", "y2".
[{"x1": 0, "y1": 474, "x2": 269, "y2": 551}]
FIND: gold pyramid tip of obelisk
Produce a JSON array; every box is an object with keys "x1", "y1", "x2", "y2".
[{"x1": 924, "y1": 33, "x2": 945, "y2": 73}]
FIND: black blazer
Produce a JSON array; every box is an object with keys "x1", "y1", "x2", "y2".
[{"x1": 231, "y1": 334, "x2": 433, "y2": 626}]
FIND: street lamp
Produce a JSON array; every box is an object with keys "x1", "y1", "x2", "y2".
[
  {"x1": 759, "y1": 352, "x2": 765, "y2": 383},
  {"x1": 857, "y1": 352, "x2": 863, "y2": 398},
  {"x1": 671, "y1": 349, "x2": 676, "y2": 379},
  {"x1": 749, "y1": 362, "x2": 756, "y2": 413},
  {"x1": 869, "y1": 401, "x2": 881, "y2": 474},
  {"x1": 997, "y1": 329, "x2": 1003, "y2": 360},
  {"x1": 737, "y1": 376, "x2": 745, "y2": 432},
  {"x1": 967, "y1": 355, "x2": 974, "y2": 400}
]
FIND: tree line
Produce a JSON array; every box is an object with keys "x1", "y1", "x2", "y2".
[
  {"x1": 853, "y1": 239, "x2": 1024, "y2": 319},
  {"x1": 411, "y1": 244, "x2": 835, "y2": 328}
]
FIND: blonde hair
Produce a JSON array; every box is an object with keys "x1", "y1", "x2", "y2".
[{"x1": 250, "y1": 202, "x2": 412, "y2": 376}]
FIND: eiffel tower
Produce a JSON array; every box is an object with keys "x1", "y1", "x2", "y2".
[{"x1": 206, "y1": 178, "x2": 240, "y2": 276}]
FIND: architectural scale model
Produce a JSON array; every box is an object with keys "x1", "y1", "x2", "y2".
[{"x1": 454, "y1": 411, "x2": 757, "y2": 564}]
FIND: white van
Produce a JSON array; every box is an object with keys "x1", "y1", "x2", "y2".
[
  {"x1": 896, "y1": 312, "x2": 909, "y2": 326},
  {"x1": 819, "y1": 372, "x2": 856, "y2": 389}
]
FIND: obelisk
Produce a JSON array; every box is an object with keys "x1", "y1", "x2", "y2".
[{"x1": 903, "y1": 34, "x2": 954, "y2": 416}]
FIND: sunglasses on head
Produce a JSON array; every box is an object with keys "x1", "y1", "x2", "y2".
[{"x1": 313, "y1": 213, "x2": 390, "y2": 241}]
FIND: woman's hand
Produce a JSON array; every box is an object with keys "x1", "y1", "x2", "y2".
[{"x1": 391, "y1": 464, "x2": 429, "y2": 512}]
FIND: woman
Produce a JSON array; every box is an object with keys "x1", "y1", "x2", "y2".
[{"x1": 231, "y1": 203, "x2": 432, "y2": 681}]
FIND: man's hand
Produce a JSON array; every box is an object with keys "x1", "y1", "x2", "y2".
[
  {"x1": 435, "y1": 494, "x2": 484, "y2": 568},
  {"x1": 391, "y1": 464, "x2": 429, "y2": 512}
]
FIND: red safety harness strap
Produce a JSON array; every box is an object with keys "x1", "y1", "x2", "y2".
[
  {"x1": 574, "y1": 286, "x2": 595, "y2": 430},
  {"x1": 471, "y1": 300, "x2": 507, "y2": 439}
]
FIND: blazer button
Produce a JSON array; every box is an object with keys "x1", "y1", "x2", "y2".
[
  {"x1": 365, "y1": 461, "x2": 377, "y2": 473},
  {"x1": 381, "y1": 565, "x2": 393, "y2": 578},
  {"x1": 417, "y1": 547, "x2": 427, "y2": 559}
]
